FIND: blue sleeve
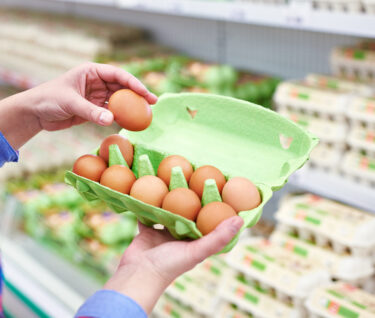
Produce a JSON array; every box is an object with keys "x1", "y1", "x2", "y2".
[
  {"x1": 75, "y1": 290, "x2": 147, "y2": 318},
  {"x1": 0, "y1": 131, "x2": 18, "y2": 167}
]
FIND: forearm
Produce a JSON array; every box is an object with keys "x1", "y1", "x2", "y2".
[
  {"x1": 0, "y1": 89, "x2": 41, "y2": 150},
  {"x1": 104, "y1": 264, "x2": 169, "y2": 315}
]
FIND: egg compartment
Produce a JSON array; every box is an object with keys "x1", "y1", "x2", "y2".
[
  {"x1": 218, "y1": 271, "x2": 302, "y2": 318},
  {"x1": 270, "y1": 230, "x2": 375, "y2": 292},
  {"x1": 305, "y1": 282, "x2": 375, "y2": 318},
  {"x1": 66, "y1": 93, "x2": 317, "y2": 252}
]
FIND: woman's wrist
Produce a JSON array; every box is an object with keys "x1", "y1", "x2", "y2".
[
  {"x1": 0, "y1": 88, "x2": 42, "y2": 149},
  {"x1": 104, "y1": 264, "x2": 170, "y2": 314}
]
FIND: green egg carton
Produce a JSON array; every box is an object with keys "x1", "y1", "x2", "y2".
[{"x1": 65, "y1": 93, "x2": 318, "y2": 252}]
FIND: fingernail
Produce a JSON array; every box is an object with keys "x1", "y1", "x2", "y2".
[{"x1": 99, "y1": 111, "x2": 113, "y2": 125}]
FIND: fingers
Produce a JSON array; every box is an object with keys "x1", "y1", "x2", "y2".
[
  {"x1": 187, "y1": 216, "x2": 243, "y2": 265},
  {"x1": 92, "y1": 63, "x2": 158, "y2": 104},
  {"x1": 68, "y1": 93, "x2": 114, "y2": 126}
]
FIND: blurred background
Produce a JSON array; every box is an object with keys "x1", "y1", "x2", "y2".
[{"x1": 0, "y1": 1, "x2": 375, "y2": 317}]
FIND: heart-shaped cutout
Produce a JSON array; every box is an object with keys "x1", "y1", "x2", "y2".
[{"x1": 279, "y1": 134, "x2": 293, "y2": 149}]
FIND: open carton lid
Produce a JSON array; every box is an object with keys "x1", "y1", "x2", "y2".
[{"x1": 125, "y1": 93, "x2": 318, "y2": 190}]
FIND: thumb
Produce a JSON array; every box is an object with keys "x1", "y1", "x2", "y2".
[
  {"x1": 187, "y1": 216, "x2": 243, "y2": 265},
  {"x1": 69, "y1": 94, "x2": 114, "y2": 126}
]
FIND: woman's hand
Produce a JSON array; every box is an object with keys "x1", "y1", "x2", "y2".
[
  {"x1": 0, "y1": 62, "x2": 157, "y2": 149},
  {"x1": 104, "y1": 216, "x2": 243, "y2": 314}
]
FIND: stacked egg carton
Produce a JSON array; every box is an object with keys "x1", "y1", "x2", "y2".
[
  {"x1": 0, "y1": 123, "x2": 117, "y2": 182},
  {"x1": 158, "y1": 256, "x2": 231, "y2": 317},
  {"x1": 310, "y1": 0, "x2": 362, "y2": 13},
  {"x1": 275, "y1": 74, "x2": 375, "y2": 174},
  {"x1": 331, "y1": 45, "x2": 375, "y2": 81},
  {"x1": 225, "y1": 237, "x2": 331, "y2": 317},
  {"x1": 274, "y1": 79, "x2": 350, "y2": 171},
  {"x1": 343, "y1": 95, "x2": 375, "y2": 186},
  {"x1": 275, "y1": 193, "x2": 375, "y2": 291},
  {"x1": 306, "y1": 282, "x2": 375, "y2": 318},
  {"x1": 0, "y1": 9, "x2": 143, "y2": 84}
]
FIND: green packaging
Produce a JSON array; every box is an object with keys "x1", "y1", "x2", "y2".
[{"x1": 66, "y1": 93, "x2": 317, "y2": 252}]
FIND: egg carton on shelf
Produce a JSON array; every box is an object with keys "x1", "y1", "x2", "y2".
[
  {"x1": 219, "y1": 272, "x2": 300, "y2": 318},
  {"x1": 270, "y1": 230, "x2": 375, "y2": 292},
  {"x1": 307, "y1": 142, "x2": 345, "y2": 173},
  {"x1": 164, "y1": 257, "x2": 230, "y2": 317},
  {"x1": 226, "y1": 237, "x2": 331, "y2": 315},
  {"x1": 217, "y1": 302, "x2": 254, "y2": 318},
  {"x1": 305, "y1": 282, "x2": 375, "y2": 318},
  {"x1": 347, "y1": 126, "x2": 375, "y2": 155},
  {"x1": 341, "y1": 150, "x2": 375, "y2": 187},
  {"x1": 311, "y1": 0, "x2": 362, "y2": 13},
  {"x1": 278, "y1": 108, "x2": 348, "y2": 143},
  {"x1": 236, "y1": 0, "x2": 288, "y2": 5},
  {"x1": 305, "y1": 74, "x2": 375, "y2": 97},
  {"x1": 275, "y1": 193, "x2": 375, "y2": 261},
  {"x1": 347, "y1": 96, "x2": 375, "y2": 128},
  {"x1": 331, "y1": 47, "x2": 375, "y2": 81},
  {"x1": 153, "y1": 294, "x2": 203, "y2": 318},
  {"x1": 274, "y1": 81, "x2": 351, "y2": 122},
  {"x1": 362, "y1": 0, "x2": 375, "y2": 14}
]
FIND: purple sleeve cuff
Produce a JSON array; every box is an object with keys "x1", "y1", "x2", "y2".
[
  {"x1": 0, "y1": 131, "x2": 18, "y2": 167},
  {"x1": 75, "y1": 290, "x2": 147, "y2": 318}
]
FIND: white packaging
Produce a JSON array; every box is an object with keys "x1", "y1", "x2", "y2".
[
  {"x1": 270, "y1": 230, "x2": 374, "y2": 292},
  {"x1": 347, "y1": 96, "x2": 375, "y2": 127},
  {"x1": 341, "y1": 151, "x2": 375, "y2": 186},
  {"x1": 217, "y1": 302, "x2": 253, "y2": 318},
  {"x1": 348, "y1": 126, "x2": 375, "y2": 155},
  {"x1": 278, "y1": 108, "x2": 348, "y2": 143},
  {"x1": 308, "y1": 142, "x2": 345, "y2": 171},
  {"x1": 165, "y1": 257, "x2": 229, "y2": 316},
  {"x1": 153, "y1": 294, "x2": 203, "y2": 318},
  {"x1": 226, "y1": 237, "x2": 331, "y2": 308},
  {"x1": 274, "y1": 81, "x2": 351, "y2": 121},
  {"x1": 306, "y1": 282, "x2": 375, "y2": 318},
  {"x1": 219, "y1": 272, "x2": 301, "y2": 318},
  {"x1": 275, "y1": 194, "x2": 375, "y2": 260},
  {"x1": 305, "y1": 74, "x2": 375, "y2": 97},
  {"x1": 331, "y1": 47, "x2": 375, "y2": 81}
]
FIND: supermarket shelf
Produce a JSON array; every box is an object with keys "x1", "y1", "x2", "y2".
[
  {"x1": 290, "y1": 167, "x2": 375, "y2": 214},
  {"x1": 1, "y1": 234, "x2": 100, "y2": 317},
  {"x1": 51, "y1": 0, "x2": 375, "y2": 38}
]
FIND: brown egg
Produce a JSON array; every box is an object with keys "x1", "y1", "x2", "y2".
[
  {"x1": 73, "y1": 154, "x2": 107, "y2": 182},
  {"x1": 99, "y1": 134, "x2": 134, "y2": 167},
  {"x1": 162, "y1": 188, "x2": 201, "y2": 220},
  {"x1": 130, "y1": 175, "x2": 169, "y2": 207},
  {"x1": 157, "y1": 155, "x2": 193, "y2": 186},
  {"x1": 108, "y1": 89, "x2": 152, "y2": 131},
  {"x1": 222, "y1": 177, "x2": 261, "y2": 212},
  {"x1": 196, "y1": 202, "x2": 237, "y2": 235},
  {"x1": 189, "y1": 165, "x2": 226, "y2": 198},
  {"x1": 100, "y1": 165, "x2": 136, "y2": 194}
]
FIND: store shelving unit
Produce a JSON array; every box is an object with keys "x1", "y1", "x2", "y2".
[
  {"x1": 290, "y1": 167, "x2": 375, "y2": 214},
  {"x1": 45, "y1": 0, "x2": 375, "y2": 38},
  {"x1": 118, "y1": 0, "x2": 375, "y2": 38}
]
